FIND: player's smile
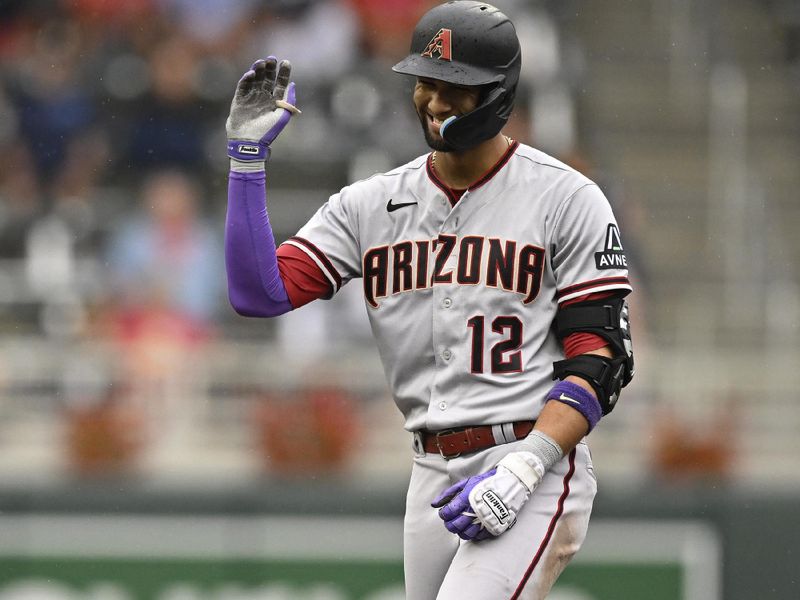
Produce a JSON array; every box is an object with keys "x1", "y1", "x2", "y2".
[
  {"x1": 427, "y1": 113, "x2": 445, "y2": 133},
  {"x1": 414, "y1": 77, "x2": 480, "y2": 150}
]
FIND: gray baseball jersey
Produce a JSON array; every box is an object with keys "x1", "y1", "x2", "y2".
[{"x1": 283, "y1": 141, "x2": 631, "y2": 433}]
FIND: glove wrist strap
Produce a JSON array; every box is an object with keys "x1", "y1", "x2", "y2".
[
  {"x1": 227, "y1": 140, "x2": 270, "y2": 162},
  {"x1": 500, "y1": 430, "x2": 564, "y2": 490},
  {"x1": 498, "y1": 452, "x2": 542, "y2": 491}
]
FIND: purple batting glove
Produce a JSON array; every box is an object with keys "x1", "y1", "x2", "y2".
[
  {"x1": 226, "y1": 57, "x2": 300, "y2": 162},
  {"x1": 431, "y1": 468, "x2": 497, "y2": 541}
]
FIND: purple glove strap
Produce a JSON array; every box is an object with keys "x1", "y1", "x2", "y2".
[
  {"x1": 227, "y1": 140, "x2": 270, "y2": 161},
  {"x1": 225, "y1": 171, "x2": 293, "y2": 317}
]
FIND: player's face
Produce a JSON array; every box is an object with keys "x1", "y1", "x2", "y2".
[{"x1": 414, "y1": 77, "x2": 481, "y2": 152}]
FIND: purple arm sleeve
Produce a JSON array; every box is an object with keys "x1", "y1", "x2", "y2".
[{"x1": 225, "y1": 171, "x2": 293, "y2": 317}]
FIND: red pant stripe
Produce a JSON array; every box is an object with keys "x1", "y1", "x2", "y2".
[{"x1": 509, "y1": 447, "x2": 577, "y2": 599}]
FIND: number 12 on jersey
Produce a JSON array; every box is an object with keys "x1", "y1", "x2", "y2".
[{"x1": 466, "y1": 315, "x2": 523, "y2": 374}]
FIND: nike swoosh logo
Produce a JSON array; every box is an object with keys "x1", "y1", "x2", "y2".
[
  {"x1": 387, "y1": 198, "x2": 418, "y2": 212},
  {"x1": 559, "y1": 393, "x2": 581, "y2": 405}
]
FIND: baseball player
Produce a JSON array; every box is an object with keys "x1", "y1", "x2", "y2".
[{"x1": 224, "y1": 2, "x2": 634, "y2": 598}]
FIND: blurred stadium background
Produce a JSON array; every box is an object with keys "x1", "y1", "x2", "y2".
[{"x1": 0, "y1": 0, "x2": 798, "y2": 598}]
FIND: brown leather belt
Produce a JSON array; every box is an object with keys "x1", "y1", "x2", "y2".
[{"x1": 419, "y1": 421, "x2": 536, "y2": 459}]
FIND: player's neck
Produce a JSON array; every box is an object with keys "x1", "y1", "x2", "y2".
[{"x1": 431, "y1": 134, "x2": 511, "y2": 190}]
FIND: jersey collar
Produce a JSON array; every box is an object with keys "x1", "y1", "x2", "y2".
[{"x1": 426, "y1": 140, "x2": 520, "y2": 207}]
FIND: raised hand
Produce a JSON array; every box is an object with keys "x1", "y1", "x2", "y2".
[{"x1": 226, "y1": 57, "x2": 300, "y2": 163}]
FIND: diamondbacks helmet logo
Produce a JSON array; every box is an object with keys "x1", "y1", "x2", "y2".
[{"x1": 421, "y1": 28, "x2": 452, "y2": 61}]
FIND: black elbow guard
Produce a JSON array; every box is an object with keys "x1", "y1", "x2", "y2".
[{"x1": 552, "y1": 296, "x2": 635, "y2": 414}]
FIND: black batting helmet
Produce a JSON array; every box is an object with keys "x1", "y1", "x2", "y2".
[{"x1": 392, "y1": 1, "x2": 521, "y2": 150}]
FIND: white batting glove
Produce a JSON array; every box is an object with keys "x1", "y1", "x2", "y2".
[
  {"x1": 226, "y1": 56, "x2": 301, "y2": 171},
  {"x1": 432, "y1": 430, "x2": 562, "y2": 541},
  {"x1": 467, "y1": 451, "x2": 546, "y2": 536}
]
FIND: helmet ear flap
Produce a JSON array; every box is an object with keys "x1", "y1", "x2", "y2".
[
  {"x1": 440, "y1": 86, "x2": 509, "y2": 150},
  {"x1": 495, "y1": 83, "x2": 517, "y2": 120}
]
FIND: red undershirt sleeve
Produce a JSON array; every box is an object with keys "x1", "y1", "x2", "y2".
[
  {"x1": 560, "y1": 292, "x2": 615, "y2": 358},
  {"x1": 276, "y1": 244, "x2": 332, "y2": 309}
]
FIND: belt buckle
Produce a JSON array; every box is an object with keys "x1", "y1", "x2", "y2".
[{"x1": 434, "y1": 429, "x2": 461, "y2": 459}]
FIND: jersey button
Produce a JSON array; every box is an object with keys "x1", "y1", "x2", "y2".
[
  {"x1": 442, "y1": 298, "x2": 453, "y2": 308},
  {"x1": 438, "y1": 401, "x2": 447, "y2": 410},
  {"x1": 442, "y1": 349, "x2": 452, "y2": 361}
]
